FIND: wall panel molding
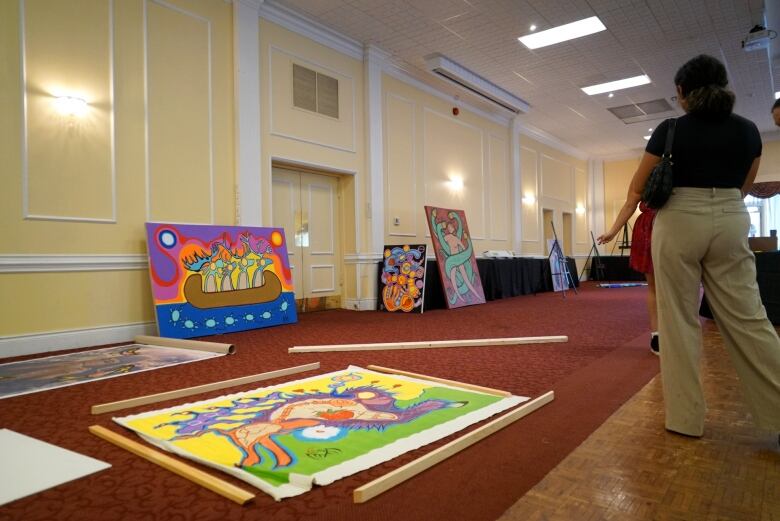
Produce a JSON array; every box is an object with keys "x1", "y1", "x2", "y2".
[
  {"x1": 422, "y1": 106, "x2": 486, "y2": 240},
  {"x1": 385, "y1": 92, "x2": 417, "y2": 238},
  {"x1": 268, "y1": 45, "x2": 356, "y2": 153},
  {"x1": 144, "y1": 0, "x2": 215, "y2": 224},
  {"x1": 487, "y1": 133, "x2": 509, "y2": 242},
  {"x1": 20, "y1": 0, "x2": 117, "y2": 223}
]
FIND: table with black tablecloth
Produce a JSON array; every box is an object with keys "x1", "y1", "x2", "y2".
[
  {"x1": 699, "y1": 250, "x2": 780, "y2": 325},
  {"x1": 377, "y1": 257, "x2": 579, "y2": 311},
  {"x1": 588, "y1": 255, "x2": 646, "y2": 282}
]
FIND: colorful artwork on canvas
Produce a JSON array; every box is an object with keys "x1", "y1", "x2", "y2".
[
  {"x1": 547, "y1": 239, "x2": 566, "y2": 292},
  {"x1": 425, "y1": 206, "x2": 486, "y2": 308},
  {"x1": 115, "y1": 365, "x2": 525, "y2": 500},
  {"x1": 0, "y1": 345, "x2": 222, "y2": 400},
  {"x1": 145, "y1": 223, "x2": 297, "y2": 339},
  {"x1": 379, "y1": 244, "x2": 427, "y2": 313}
]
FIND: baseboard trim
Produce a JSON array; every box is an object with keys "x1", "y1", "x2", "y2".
[
  {"x1": 0, "y1": 322, "x2": 158, "y2": 359},
  {"x1": 344, "y1": 298, "x2": 378, "y2": 311}
]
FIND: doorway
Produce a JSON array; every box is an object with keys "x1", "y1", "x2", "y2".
[
  {"x1": 543, "y1": 208, "x2": 554, "y2": 253},
  {"x1": 272, "y1": 166, "x2": 342, "y2": 311},
  {"x1": 562, "y1": 212, "x2": 573, "y2": 256}
]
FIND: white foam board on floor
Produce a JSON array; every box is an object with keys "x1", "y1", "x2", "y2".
[{"x1": 0, "y1": 429, "x2": 111, "y2": 506}]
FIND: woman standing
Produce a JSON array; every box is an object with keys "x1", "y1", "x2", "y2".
[
  {"x1": 599, "y1": 201, "x2": 659, "y2": 355},
  {"x1": 647, "y1": 54, "x2": 780, "y2": 438}
]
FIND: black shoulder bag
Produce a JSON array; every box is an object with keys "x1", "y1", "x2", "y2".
[{"x1": 642, "y1": 119, "x2": 676, "y2": 209}]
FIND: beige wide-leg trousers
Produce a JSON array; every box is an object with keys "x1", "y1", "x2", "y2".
[{"x1": 652, "y1": 187, "x2": 780, "y2": 436}]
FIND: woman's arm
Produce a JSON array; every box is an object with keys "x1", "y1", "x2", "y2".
[
  {"x1": 597, "y1": 152, "x2": 661, "y2": 245},
  {"x1": 741, "y1": 156, "x2": 761, "y2": 196}
]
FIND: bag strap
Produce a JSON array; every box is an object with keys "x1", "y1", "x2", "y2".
[{"x1": 662, "y1": 118, "x2": 676, "y2": 159}]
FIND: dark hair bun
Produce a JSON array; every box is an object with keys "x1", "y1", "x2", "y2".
[{"x1": 674, "y1": 55, "x2": 734, "y2": 117}]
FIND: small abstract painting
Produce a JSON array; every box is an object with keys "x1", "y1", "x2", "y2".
[
  {"x1": 145, "y1": 223, "x2": 297, "y2": 339},
  {"x1": 378, "y1": 244, "x2": 427, "y2": 313},
  {"x1": 115, "y1": 366, "x2": 525, "y2": 500},
  {"x1": 0, "y1": 345, "x2": 222, "y2": 400},
  {"x1": 547, "y1": 239, "x2": 566, "y2": 292},
  {"x1": 425, "y1": 206, "x2": 486, "y2": 308}
]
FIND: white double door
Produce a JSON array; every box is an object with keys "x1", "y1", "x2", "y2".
[{"x1": 272, "y1": 167, "x2": 341, "y2": 299}]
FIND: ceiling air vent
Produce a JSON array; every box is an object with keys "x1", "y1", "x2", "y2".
[
  {"x1": 424, "y1": 53, "x2": 530, "y2": 114},
  {"x1": 608, "y1": 98, "x2": 676, "y2": 124}
]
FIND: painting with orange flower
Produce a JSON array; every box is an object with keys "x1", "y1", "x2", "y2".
[
  {"x1": 379, "y1": 244, "x2": 427, "y2": 313},
  {"x1": 145, "y1": 223, "x2": 297, "y2": 338}
]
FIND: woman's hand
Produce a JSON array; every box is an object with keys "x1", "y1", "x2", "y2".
[{"x1": 597, "y1": 231, "x2": 617, "y2": 245}]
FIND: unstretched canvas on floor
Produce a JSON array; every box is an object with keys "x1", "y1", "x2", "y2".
[
  {"x1": 378, "y1": 244, "x2": 427, "y2": 313},
  {"x1": 425, "y1": 206, "x2": 486, "y2": 308},
  {"x1": 145, "y1": 223, "x2": 297, "y2": 338},
  {"x1": 0, "y1": 344, "x2": 222, "y2": 400},
  {"x1": 114, "y1": 365, "x2": 525, "y2": 500}
]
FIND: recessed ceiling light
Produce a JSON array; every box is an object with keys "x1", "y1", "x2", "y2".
[
  {"x1": 643, "y1": 135, "x2": 651, "y2": 140},
  {"x1": 648, "y1": 128, "x2": 653, "y2": 131},
  {"x1": 529, "y1": 24, "x2": 537, "y2": 31},
  {"x1": 518, "y1": 16, "x2": 606, "y2": 49},
  {"x1": 608, "y1": 93, "x2": 614, "y2": 98},
  {"x1": 775, "y1": 91, "x2": 780, "y2": 99},
  {"x1": 582, "y1": 74, "x2": 651, "y2": 95}
]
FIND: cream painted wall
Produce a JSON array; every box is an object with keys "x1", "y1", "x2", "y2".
[
  {"x1": 518, "y1": 135, "x2": 589, "y2": 256},
  {"x1": 382, "y1": 74, "x2": 513, "y2": 254},
  {"x1": 757, "y1": 140, "x2": 780, "y2": 182},
  {"x1": 602, "y1": 157, "x2": 641, "y2": 254},
  {"x1": 0, "y1": 0, "x2": 234, "y2": 339},
  {"x1": 259, "y1": 20, "x2": 365, "y2": 306}
]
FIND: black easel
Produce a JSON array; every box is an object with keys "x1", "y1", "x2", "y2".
[
  {"x1": 580, "y1": 231, "x2": 605, "y2": 281},
  {"x1": 617, "y1": 222, "x2": 631, "y2": 255}
]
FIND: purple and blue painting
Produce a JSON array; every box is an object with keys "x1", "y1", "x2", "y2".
[{"x1": 145, "y1": 223, "x2": 297, "y2": 339}]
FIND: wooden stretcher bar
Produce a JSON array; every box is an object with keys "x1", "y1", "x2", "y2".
[
  {"x1": 353, "y1": 390, "x2": 555, "y2": 503},
  {"x1": 88, "y1": 425, "x2": 255, "y2": 505},
  {"x1": 288, "y1": 335, "x2": 568, "y2": 353},
  {"x1": 134, "y1": 335, "x2": 236, "y2": 355},
  {"x1": 366, "y1": 365, "x2": 511, "y2": 397},
  {"x1": 91, "y1": 362, "x2": 321, "y2": 415}
]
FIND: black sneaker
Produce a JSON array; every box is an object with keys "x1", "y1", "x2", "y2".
[{"x1": 650, "y1": 334, "x2": 660, "y2": 356}]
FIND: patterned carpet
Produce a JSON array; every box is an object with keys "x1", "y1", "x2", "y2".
[{"x1": 0, "y1": 283, "x2": 660, "y2": 521}]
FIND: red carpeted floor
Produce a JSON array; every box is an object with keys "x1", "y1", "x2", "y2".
[{"x1": 0, "y1": 283, "x2": 660, "y2": 521}]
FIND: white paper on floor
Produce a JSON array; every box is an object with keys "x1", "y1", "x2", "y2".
[{"x1": 0, "y1": 428, "x2": 111, "y2": 506}]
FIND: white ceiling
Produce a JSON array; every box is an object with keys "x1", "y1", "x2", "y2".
[{"x1": 271, "y1": 0, "x2": 776, "y2": 157}]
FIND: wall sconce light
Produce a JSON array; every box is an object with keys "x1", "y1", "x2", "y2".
[
  {"x1": 522, "y1": 193, "x2": 536, "y2": 204},
  {"x1": 53, "y1": 96, "x2": 88, "y2": 117},
  {"x1": 576, "y1": 204, "x2": 586, "y2": 215},
  {"x1": 448, "y1": 176, "x2": 464, "y2": 191}
]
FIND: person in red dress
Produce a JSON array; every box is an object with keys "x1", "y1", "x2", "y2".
[{"x1": 598, "y1": 200, "x2": 659, "y2": 354}]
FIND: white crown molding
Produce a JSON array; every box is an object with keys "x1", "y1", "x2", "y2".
[
  {"x1": 518, "y1": 124, "x2": 589, "y2": 161},
  {"x1": 344, "y1": 298, "x2": 378, "y2": 311},
  {"x1": 598, "y1": 149, "x2": 643, "y2": 162},
  {"x1": 234, "y1": 0, "x2": 263, "y2": 9},
  {"x1": 259, "y1": 1, "x2": 362, "y2": 60},
  {"x1": 343, "y1": 253, "x2": 383, "y2": 264},
  {"x1": 0, "y1": 321, "x2": 157, "y2": 359},
  {"x1": 0, "y1": 254, "x2": 148, "y2": 273},
  {"x1": 382, "y1": 64, "x2": 511, "y2": 128}
]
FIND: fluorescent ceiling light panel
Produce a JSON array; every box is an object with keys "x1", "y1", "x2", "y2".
[
  {"x1": 518, "y1": 16, "x2": 606, "y2": 49},
  {"x1": 775, "y1": 91, "x2": 780, "y2": 99},
  {"x1": 582, "y1": 75, "x2": 651, "y2": 95}
]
